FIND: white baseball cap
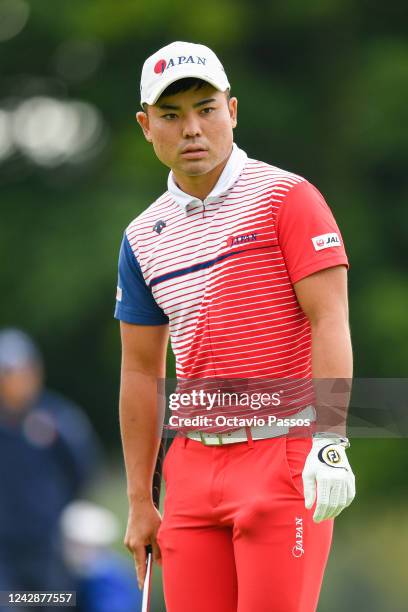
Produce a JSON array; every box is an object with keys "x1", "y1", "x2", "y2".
[
  {"x1": 0, "y1": 328, "x2": 41, "y2": 371},
  {"x1": 60, "y1": 500, "x2": 119, "y2": 546},
  {"x1": 140, "y1": 41, "x2": 230, "y2": 107}
]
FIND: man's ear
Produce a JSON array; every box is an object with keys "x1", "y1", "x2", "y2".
[
  {"x1": 228, "y1": 97, "x2": 238, "y2": 129},
  {"x1": 136, "y1": 111, "x2": 152, "y2": 142}
]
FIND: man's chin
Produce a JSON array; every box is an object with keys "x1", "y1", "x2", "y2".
[{"x1": 179, "y1": 160, "x2": 213, "y2": 176}]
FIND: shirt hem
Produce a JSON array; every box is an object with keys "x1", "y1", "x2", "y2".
[
  {"x1": 290, "y1": 256, "x2": 349, "y2": 284},
  {"x1": 114, "y1": 305, "x2": 168, "y2": 326}
]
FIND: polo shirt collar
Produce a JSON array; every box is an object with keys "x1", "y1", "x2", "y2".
[{"x1": 167, "y1": 143, "x2": 247, "y2": 211}]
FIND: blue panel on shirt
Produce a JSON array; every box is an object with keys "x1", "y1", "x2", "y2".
[{"x1": 114, "y1": 234, "x2": 169, "y2": 325}]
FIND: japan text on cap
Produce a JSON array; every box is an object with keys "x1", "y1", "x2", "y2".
[{"x1": 140, "y1": 41, "x2": 230, "y2": 107}]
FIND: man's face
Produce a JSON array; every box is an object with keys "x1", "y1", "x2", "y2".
[
  {"x1": 136, "y1": 84, "x2": 238, "y2": 177},
  {"x1": 0, "y1": 364, "x2": 42, "y2": 411}
]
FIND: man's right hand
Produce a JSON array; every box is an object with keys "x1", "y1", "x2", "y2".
[{"x1": 124, "y1": 499, "x2": 162, "y2": 589}]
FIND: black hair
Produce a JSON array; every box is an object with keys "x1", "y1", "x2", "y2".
[{"x1": 143, "y1": 77, "x2": 231, "y2": 112}]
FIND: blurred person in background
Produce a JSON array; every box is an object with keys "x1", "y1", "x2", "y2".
[
  {"x1": 61, "y1": 500, "x2": 142, "y2": 612},
  {"x1": 0, "y1": 328, "x2": 103, "y2": 599}
]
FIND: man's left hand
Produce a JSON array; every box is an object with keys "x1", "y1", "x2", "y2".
[{"x1": 302, "y1": 435, "x2": 356, "y2": 523}]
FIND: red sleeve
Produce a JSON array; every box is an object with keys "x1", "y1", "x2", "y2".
[{"x1": 276, "y1": 181, "x2": 349, "y2": 284}]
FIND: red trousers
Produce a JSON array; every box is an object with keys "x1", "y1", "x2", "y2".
[{"x1": 157, "y1": 434, "x2": 333, "y2": 612}]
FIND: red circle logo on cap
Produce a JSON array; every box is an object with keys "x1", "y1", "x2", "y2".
[{"x1": 154, "y1": 59, "x2": 167, "y2": 74}]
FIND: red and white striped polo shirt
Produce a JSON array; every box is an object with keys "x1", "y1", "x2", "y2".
[{"x1": 115, "y1": 144, "x2": 349, "y2": 429}]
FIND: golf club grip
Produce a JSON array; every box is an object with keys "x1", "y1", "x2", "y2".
[
  {"x1": 142, "y1": 438, "x2": 166, "y2": 611},
  {"x1": 152, "y1": 437, "x2": 166, "y2": 509},
  {"x1": 145, "y1": 437, "x2": 166, "y2": 556}
]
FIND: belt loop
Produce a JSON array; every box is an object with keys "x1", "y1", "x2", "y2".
[
  {"x1": 181, "y1": 434, "x2": 188, "y2": 448},
  {"x1": 245, "y1": 426, "x2": 254, "y2": 448}
]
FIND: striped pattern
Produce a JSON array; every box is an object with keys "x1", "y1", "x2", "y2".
[{"x1": 126, "y1": 158, "x2": 315, "y2": 429}]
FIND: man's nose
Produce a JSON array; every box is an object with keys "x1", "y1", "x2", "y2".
[{"x1": 181, "y1": 113, "x2": 202, "y2": 138}]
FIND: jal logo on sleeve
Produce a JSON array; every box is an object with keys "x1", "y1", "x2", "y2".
[{"x1": 312, "y1": 232, "x2": 341, "y2": 251}]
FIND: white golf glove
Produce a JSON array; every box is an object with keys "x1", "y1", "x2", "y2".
[{"x1": 302, "y1": 434, "x2": 356, "y2": 523}]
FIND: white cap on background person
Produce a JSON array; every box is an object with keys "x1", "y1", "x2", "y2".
[
  {"x1": 60, "y1": 500, "x2": 120, "y2": 573},
  {"x1": 140, "y1": 41, "x2": 231, "y2": 107},
  {"x1": 61, "y1": 500, "x2": 119, "y2": 547},
  {"x1": 0, "y1": 328, "x2": 41, "y2": 372}
]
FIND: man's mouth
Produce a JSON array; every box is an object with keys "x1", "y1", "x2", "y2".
[{"x1": 180, "y1": 145, "x2": 208, "y2": 160}]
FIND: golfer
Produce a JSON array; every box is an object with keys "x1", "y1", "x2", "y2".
[{"x1": 115, "y1": 41, "x2": 355, "y2": 611}]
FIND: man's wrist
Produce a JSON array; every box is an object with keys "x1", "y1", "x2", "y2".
[
  {"x1": 127, "y1": 491, "x2": 154, "y2": 504},
  {"x1": 312, "y1": 431, "x2": 350, "y2": 448}
]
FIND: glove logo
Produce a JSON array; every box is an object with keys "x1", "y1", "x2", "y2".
[
  {"x1": 326, "y1": 448, "x2": 340, "y2": 464},
  {"x1": 318, "y1": 444, "x2": 346, "y2": 469}
]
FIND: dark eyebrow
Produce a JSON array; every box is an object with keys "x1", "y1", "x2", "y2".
[
  {"x1": 157, "y1": 103, "x2": 180, "y2": 110},
  {"x1": 193, "y1": 97, "x2": 217, "y2": 108},
  {"x1": 157, "y1": 97, "x2": 217, "y2": 111}
]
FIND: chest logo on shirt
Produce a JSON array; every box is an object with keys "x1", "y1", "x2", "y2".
[
  {"x1": 153, "y1": 220, "x2": 167, "y2": 234},
  {"x1": 227, "y1": 232, "x2": 257, "y2": 247},
  {"x1": 312, "y1": 232, "x2": 341, "y2": 251}
]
